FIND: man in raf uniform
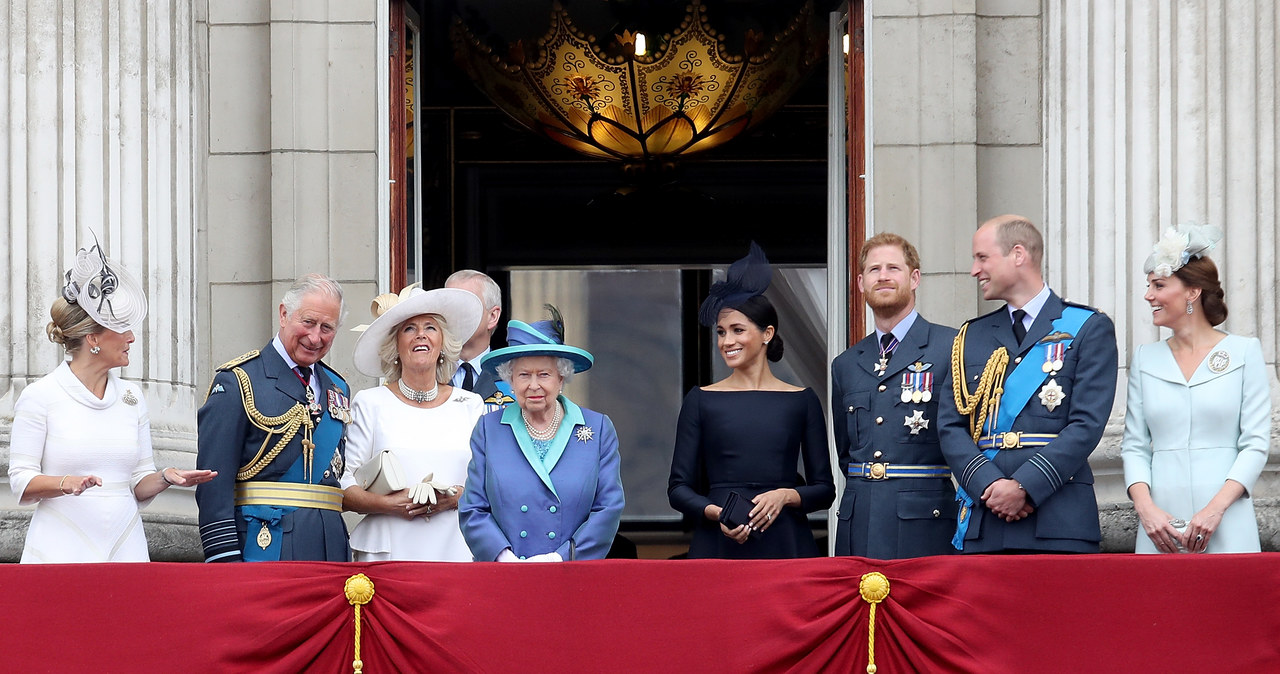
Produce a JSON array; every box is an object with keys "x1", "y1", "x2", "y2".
[
  {"x1": 196, "y1": 273, "x2": 353, "y2": 562},
  {"x1": 939, "y1": 215, "x2": 1118, "y2": 553},
  {"x1": 445, "y1": 269, "x2": 514, "y2": 412},
  {"x1": 832, "y1": 233, "x2": 958, "y2": 558}
]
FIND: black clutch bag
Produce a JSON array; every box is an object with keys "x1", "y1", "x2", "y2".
[{"x1": 719, "y1": 490, "x2": 758, "y2": 534}]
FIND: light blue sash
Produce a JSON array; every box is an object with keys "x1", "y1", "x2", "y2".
[{"x1": 952, "y1": 306, "x2": 1093, "y2": 549}]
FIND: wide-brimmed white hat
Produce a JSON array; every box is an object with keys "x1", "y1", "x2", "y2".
[
  {"x1": 61, "y1": 240, "x2": 148, "y2": 333},
  {"x1": 350, "y1": 286, "x2": 483, "y2": 378}
]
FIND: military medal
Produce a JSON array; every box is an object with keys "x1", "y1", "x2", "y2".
[
  {"x1": 901, "y1": 363, "x2": 933, "y2": 404},
  {"x1": 904, "y1": 410, "x2": 930, "y2": 435},
  {"x1": 327, "y1": 389, "x2": 352, "y2": 424},
  {"x1": 1038, "y1": 378, "x2": 1065, "y2": 411},
  {"x1": 1042, "y1": 343, "x2": 1066, "y2": 374},
  {"x1": 1208, "y1": 349, "x2": 1230, "y2": 373},
  {"x1": 257, "y1": 522, "x2": 272, "y2": 550},
  {"x1": 874, "y1": 334, "x2": 898, "y2": 376}
]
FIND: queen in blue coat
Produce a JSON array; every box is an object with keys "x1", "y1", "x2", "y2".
[{"x1": 459, "y1": 309, "x2": 624, "y2": 562}]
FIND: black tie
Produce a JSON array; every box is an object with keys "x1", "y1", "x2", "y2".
[
  {"x1": 295, "y1": 365, "x2": 312, "y2": 386},
  {"x1": 1011, "y1": 309, "x2": 1028, "y2": 343},
  {"x1": 461, "y1": 362, "x2": 476, "y2": 392},
  {"x1": 879, "y1": 333, "x2": 897, "y2": 362}
]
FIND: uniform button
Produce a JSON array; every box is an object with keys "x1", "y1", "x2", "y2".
[
  {"x1": 549, "y1": 505, "x2": 557, "y2": 513},
  {"x1": 848, "y1": 406, "x2": 855, "y2": 412},
  {"x1": 1068, "y1": 476, "x2": 1074, "y2": 482},
  {"x1": 873, "y1": 451, "x2": 883, "y2": 459},
  {"x1": 520, "y1": 530, "x2": 527, "y2": 538},
  {"x1": 932, "y1": 509, "x2": 941, "y2": 518},
  {"x1": 548, "y1": 532, "x2": 556, "y2": 539},
  {"x1": 973, "y1": 374, "x2": 979, "y2": 381},
  {"x1": 323, "y1": 470, "x2": 331, "y2": 478},
  {"x1": 878, "y1": 384, "x2": 886, "y2": 392},
  {"x1": 520, "y1": 505, "x2": 528, "y2": 512},
  {"x1": 519, "y1": 555, "x2": 527, "y2": 560},
  {"x1": 1014, "y1": 356, "x2": 1022, "y2": 364},
  {"x1": 875, "y1": 416, "x2": 883, "y2": 424}
]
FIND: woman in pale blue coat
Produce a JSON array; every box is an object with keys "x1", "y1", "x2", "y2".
[
  {"x1": 1123, "y1": 224, "x2": 1270, "y2": 554},
  {"x1": 459, "y1": 309, "x2": 624, "y2": 561}
]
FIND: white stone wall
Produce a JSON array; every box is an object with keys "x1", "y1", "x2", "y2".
[
  {"x1": 204, "y1": 1, "x2": 383, "y2": 394},
  {"x1": 1045, "y1": 0, "x2": 1280, "y2": 506}
]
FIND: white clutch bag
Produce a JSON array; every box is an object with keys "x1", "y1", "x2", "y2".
[{"x1": 354, "y1": 450, "x2": 407, "y2": 495}]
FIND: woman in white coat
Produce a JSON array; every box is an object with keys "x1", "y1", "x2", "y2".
[{"x1": 1122, "y1": 224, "x2": 1270, "y2": 554}]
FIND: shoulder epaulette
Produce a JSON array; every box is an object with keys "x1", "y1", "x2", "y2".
[
  {"x1": 317, "y1": 360, "x2": 347, "y2": 383},
  {"x1": 216, "y1": 350, "x2": 260, "y2": 371},
  {"x1": 1062, "y1": 299, "x2": 1101, "y2": 312}
]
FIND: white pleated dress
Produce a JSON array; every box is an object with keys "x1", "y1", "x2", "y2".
[
  {"x1": 1121, "y1": 334, "x2": 1271, "y2": 553},
  {"x1": 8, "y1": 363, "x2": 157, "y2": 563},
  {"x1": 340, "y1": 385, "x2": 484, "y2": 561}
]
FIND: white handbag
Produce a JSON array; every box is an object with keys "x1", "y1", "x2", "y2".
[{"x1": 354, "y1": 450, "x2": 407, "y2": 495}]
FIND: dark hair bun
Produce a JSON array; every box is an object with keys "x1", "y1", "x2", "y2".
[{"x1": 766, "y1": 333, "x2": 785, "y2": 362}]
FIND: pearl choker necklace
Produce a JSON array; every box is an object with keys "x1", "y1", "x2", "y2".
[
  {"x1": 522, "y1": 401, "x2": 563, "y2": 441},
  {"x1": 399, "y1": 378, "x2": 439, "y2": 403}
]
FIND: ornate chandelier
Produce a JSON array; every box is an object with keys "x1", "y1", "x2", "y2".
[{"x1": 452, "y1": 1, "x2": 824, "y2": 173}]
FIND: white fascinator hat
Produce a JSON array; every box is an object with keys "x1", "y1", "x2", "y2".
[
  {"x1": 61, "y1": 237, "x2": 148, "y2": 333},
  {"x1": 1143, "y1": 222, "x2": 1223, "y2": 278}
]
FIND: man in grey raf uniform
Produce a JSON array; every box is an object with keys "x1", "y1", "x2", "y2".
[
  {"x1": 196, "y1": 273, "x2": 353, "y2": 562},
  {"x1": 939, "y1": 215, "x2": 1118, "y2": 554},
  {"x1": 832, "y1": 233, "x2": 958, "y2": 559},
  {"x1": 445, "y1": 269, "x2": 514, "y2": 412}
]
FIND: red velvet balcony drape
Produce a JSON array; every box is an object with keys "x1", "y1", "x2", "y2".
[{"x1": 4, "y1": 554, "x2": 1277, "y2": 673}]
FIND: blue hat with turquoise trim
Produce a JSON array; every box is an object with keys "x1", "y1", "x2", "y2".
[{"x1": 480, "y1": 306, "x2": 594, "y2": 374}]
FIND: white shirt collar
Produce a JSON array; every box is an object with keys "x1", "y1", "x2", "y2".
[
  {"x1": 1009, "y1": 284, "x2": 1050, "y2": 327},
  {"x1": 271, "y1": 335, "x2": 317, "y2": 388}
]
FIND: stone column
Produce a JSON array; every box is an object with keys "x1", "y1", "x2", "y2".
[
  {"x1": 0, "y1": 1, "x2": 204, "y2": 559},
  {"x1": 1046, "y1": 0, "x2": 1280, "y2": 548}
]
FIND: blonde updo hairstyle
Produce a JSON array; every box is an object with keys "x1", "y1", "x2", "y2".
[
  {"x1": 376, "y1": 313, "x2": 466, "y2": 384},
  {"x1": 46, "y1": 297, "x2": 104, "y2": 354}
]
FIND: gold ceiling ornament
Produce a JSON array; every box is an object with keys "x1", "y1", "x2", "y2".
[{"x1": 452, "y1": 1, "x2": 824, "y2": 173}]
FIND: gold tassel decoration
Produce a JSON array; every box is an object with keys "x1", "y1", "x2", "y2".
[
  {"x1": 859, "y1": 572, "x2": 891, "y2": 674},
  {"x1": 345, "y1": 574, "x2": 376, "y2": 674}
]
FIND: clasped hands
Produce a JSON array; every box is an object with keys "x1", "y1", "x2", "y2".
[
  {"x1": 717, "y1": 488, "x2": 795, "y2": 544},
  {"x1": 392, "y1": 473, "x2": 462, "y2": 520},
  {"x1": 981, "y1": 478, "x2": 1034, "y2": 522}
]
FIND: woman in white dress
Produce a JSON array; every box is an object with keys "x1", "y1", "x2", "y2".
[
  {"x1": 1123, "y1": 224, "x2": 1270, "y2": 554},
  {"x1": 341, "y1": 286, "x2": 485, "y2": 561},
  {"x1": 8, "y1": 242, "x2": 215, "y2": 563}
]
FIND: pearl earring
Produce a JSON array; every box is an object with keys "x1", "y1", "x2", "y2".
[
  {"x1": 1186, "y1": 300, "x2": 1194, "y2": 315},
  {"x1": 90, "y1": 345, "x2": 101, "y2": 355}
]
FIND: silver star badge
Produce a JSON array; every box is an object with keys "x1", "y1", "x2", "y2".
[
  {"x1": 575, "y1": 426, "x2": 594, "y2": 443},
  {"x1": 904, "y1": 410, "x2": 929, "y2": 435},
  {"x1": 1038, "y1": 378, "x2": 1065, "y2": 412}
]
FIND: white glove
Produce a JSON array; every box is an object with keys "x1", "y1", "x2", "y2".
[
  {"x1": 497, "y1": 548, "x2": 520, "y2": 562},
  {"x1": 408, "y1": 473, "x2": 459, "y2": 506},
  {"x1": 524, "y1": 552, "x2": 563, "y2": 563}
]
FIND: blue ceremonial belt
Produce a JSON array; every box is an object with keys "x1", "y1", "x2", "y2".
[
  {"x1": 952, "y1": 306, "x2": 1093, "y2": 550},
  {"x1": 847, "y1": 463, "x2": 951, "y2": 479},
  {"x1": 240, "y1": 410, "x2": 344, "y2": 562}
]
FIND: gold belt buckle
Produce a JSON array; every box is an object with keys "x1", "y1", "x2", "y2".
[
  {"x1": 868, "y1": 462, "x2": 888, "y2": 480},
  {"x1": 999, "y1": 431, "x2": 1021, "y2": 449}
]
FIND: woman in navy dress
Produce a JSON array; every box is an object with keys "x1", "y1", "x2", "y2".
[{"x1": 668, "y1": 243, "x2": 834, "y2": 559}]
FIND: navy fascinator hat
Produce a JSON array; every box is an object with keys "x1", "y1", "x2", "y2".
[{"x1": 697, "y1": 242, "x2": 773, "y2": 327}]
